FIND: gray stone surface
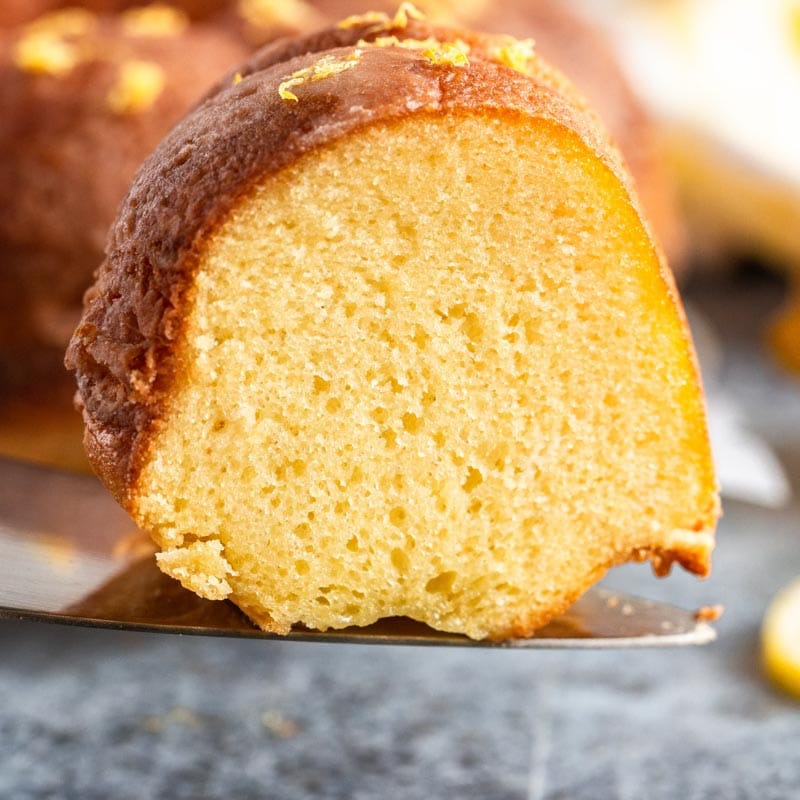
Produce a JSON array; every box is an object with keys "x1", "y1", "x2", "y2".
[{"x1": 1, "y1": 276, "x2": 799, "y2": 799}]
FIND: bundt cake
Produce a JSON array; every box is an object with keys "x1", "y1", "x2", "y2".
[
  {"x1": 0, "y1": 6, "x2": 247, "y2": 385},
  {"x1": 67, "y1": 19, "x2": 719, "y2": 640}
]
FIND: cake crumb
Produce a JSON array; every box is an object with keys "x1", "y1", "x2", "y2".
[
  {"x1": 156, "y1": 538, "x2": 236, "y2": 600},
  {"x1": 279, "y1": 50, "x2": 362, "y2": 103},
  {"x1": 694, "y1": 604, "x2": 724, "y2": 622},
  {"x1": 107, "y1": 59, "x2": 166, "y2": 114}
]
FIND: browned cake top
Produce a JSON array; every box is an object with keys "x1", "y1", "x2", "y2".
[{"x1": 66, "y1": 27, "x2": 654, "y2": 503}]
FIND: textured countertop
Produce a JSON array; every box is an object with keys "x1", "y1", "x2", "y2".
[{"x1": 2, "y1": 274, "x2": 799, "y2": 800}]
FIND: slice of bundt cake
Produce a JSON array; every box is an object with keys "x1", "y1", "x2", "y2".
[{"x1": 67, "y1": 21, "x2": 719, "y2": 640}]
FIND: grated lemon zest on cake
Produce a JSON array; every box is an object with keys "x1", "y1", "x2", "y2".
[
  {"x1": 238, "y1": 0, "x2": 321, "y2": 30},
  {"x1": 402, "y1": 0, "x2": 454, "y2": 24},
  {"x1": 14, "y1": 33, "x2": 81, "y2": 76},
  {"x1": 490, "y1": 37, "x2": 537, "y2": 75},
  {"x1": 233, "y1": 71, "x2": 244, "y2": 85},
  {"x1": 107, "y1": 59, "x2": 166, "y2": 114},
  {"x1": 13, "y1": 9, "x2": 97, "y2": 76},
  {"x1": 336, "y1": 2, "x2": 424, "y2": 34},
  {"x1": 279, "y1": 50, "x2": 363, "y2": 103},
  {"x1": 120, "y1": 4, "x2": 190, "y2": 37},
  {"x1": 364, "y1": 35, "x2": 471, "y2": 58},
  {"x1": 421, "y1": 41, "x2": 470, "y2": 67},
  {"x1": 337, "y1": 10, "x2": 391, "y2": 29},
  {"x1": 392, "y1": 2, "x2": 427, "y2": 28}
]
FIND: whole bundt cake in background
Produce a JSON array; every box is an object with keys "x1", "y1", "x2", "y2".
[
  {"x1": 0, "y1": 6, "x2": 248, "y2": 386},
  {"x1": 67, "y1": 18, "x2": 719, "y2": 639}
]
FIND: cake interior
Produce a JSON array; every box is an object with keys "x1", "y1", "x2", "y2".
[{"x1": 136, "y1": 112, "x2": 716, "y2": 639}]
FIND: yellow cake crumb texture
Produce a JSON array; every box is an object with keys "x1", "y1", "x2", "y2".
[
  {"x1": 156, "y1": 539, "x2": 237, "y2": 601},
  {"x1": 278, "y1": 50, "x2": 363, "y2": 102},
  {"x1": 106, "y1": 59, "x2": 166, "y2": 114},
  {"x1": 120, "y1": 4, "x2": 190, "y2": 38},
  {"x1": 133, "y1": 113, "x2": 717, "y2": 639}
]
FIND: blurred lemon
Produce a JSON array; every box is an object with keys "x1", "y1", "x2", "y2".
[{"x1": 762, "y1": 577, "x2": 800, "y2": 700}]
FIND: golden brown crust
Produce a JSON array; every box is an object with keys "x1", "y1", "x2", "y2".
[{"x1": 66, "y1": 27, "x2": 690, "y2": 554}]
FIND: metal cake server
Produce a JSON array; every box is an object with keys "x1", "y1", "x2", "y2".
[{"x1": 0, "y1": 456, "x2": 717, "y2": 648}]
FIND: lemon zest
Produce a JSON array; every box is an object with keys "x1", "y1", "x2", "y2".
[
  {"x1": 421, "y1": 41, "x2": 469, "y2": 67},
  {"x1": 489, "y1": 37, "x2": 536, "y2": 75},
  {"x1": 279, "y1": 50, "x2": 363, "y2": 103},
  {"x1": 392, "y1": 2, "x2": 426, "y2": 28},
  {"x1": 107, "y1": 59, "x2": 166, "y2": 115}
]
